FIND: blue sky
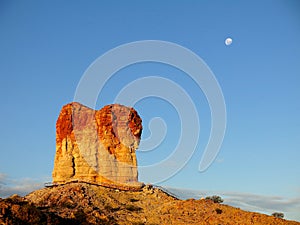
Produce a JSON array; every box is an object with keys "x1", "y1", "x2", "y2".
[{"x1": 0, "y1": 0, "x2": 300, "y2": 221}]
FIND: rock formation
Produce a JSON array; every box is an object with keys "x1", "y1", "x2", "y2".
[{"x1": 52, "y1": 102, "x2": 142, "y2": 187}]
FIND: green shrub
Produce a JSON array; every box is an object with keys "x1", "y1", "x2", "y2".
[
  {"x1": 272, "y1": 212, "x2": 284, "y2": 219},
  {"x1": 205, "y1": 195, "x2": 224, "y2": 203}
]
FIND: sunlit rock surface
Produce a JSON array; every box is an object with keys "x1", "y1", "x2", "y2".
[{"x1": 52, "y1": 102, "x2": 142, "y2": 187}]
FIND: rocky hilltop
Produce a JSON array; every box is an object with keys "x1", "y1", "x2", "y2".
[
  {"x1": 52, "y1": 102, "x2": 142, "y2": 188},
  {"x1": 0, "y1": 182, "x2": 299, "y2": 225}
]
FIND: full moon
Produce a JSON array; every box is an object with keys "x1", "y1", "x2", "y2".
[{"x1": 225, "y1": 38, "x2": 233, "y2": 46}]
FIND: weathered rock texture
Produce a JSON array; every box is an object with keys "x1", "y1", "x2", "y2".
[
  {"x1": 17, "y1": 183, "x2": 300, "y2": 225},
  {"x1": 52, "y1": 102, "x2": 142, "y2": 187}
]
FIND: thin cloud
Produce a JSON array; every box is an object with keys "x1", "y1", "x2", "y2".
[
  {"x1": 0, "y1": 173, "x2": 46, "y2": 198},
  {"x1": 222, "y1": 191, "x2": 300, "y2": 211},
  {"x1": 0, "y1": 173, "x2": 7, "y2": 184},
  {"x1": 222, "y1": 191, "x2": 300, "y2": 222}
]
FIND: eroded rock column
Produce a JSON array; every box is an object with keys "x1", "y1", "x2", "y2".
[{"x1": 52, "y1": 102, "x2": 142, "y2": 187}]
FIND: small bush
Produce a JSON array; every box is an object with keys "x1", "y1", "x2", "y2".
[
  {"x1": 272, "y1": 212, "x2": 284, "y2": 219},
  {"x1": 206, "y1": 195, "x2": 224, "y2": 203},
  {"x1": 215, "y1": 208, "x2": 222, "y2": 214}
]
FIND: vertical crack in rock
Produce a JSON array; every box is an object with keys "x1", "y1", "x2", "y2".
[
  {"x1": 71, "y1": 156, "x2": 75, "y2": 177},
  {"x1": 52, "y1": 102, "x2": 143, "y2": 188}
]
